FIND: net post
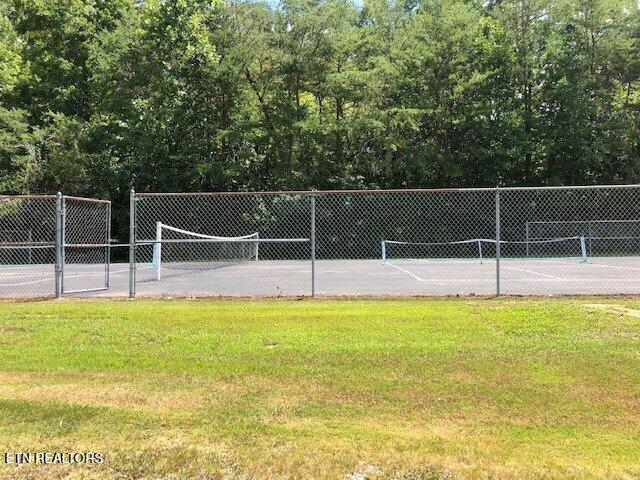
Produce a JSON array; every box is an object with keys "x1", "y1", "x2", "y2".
[
  {"x1": 153, "y1": 221, "x2": 162, "y2": 280},
  {"x1": 310, "y1": 193, "x2": 316, "y2": 298},
  {"x1": 105, "y1": 201, "x2": 111, "y2": 288},
  {"x1": 478, "y1": 239, "x2": 483, "y2": 265},
  {"x1": 495, "y1": 187, "x2": 501, "y2": 296},
  {"x1": 381, "y1": 241, "x2": 386, "y2": 262},
  {"x1": 525, "y1": 222, "x2": 530, "y2": 258},
  {"x1": 129, "y1": 189, "x2": 136, "y2": 298},
  {"x1": 254, "y1": 233, "x2": 259, "y2": 261},
  {"x1": 580, "y1": 235, "x2": 587, "y2": 262},
  {"x1": 27, "y1": 228, "x2": 33, "y2": 264},
  {"x1": 54, "y1": 192, "x2": 63, "y2": 298}
]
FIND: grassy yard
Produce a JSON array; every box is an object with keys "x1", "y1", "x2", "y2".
[{"x1": 0, "y1": 298, "x2": 638, "y2": 479}]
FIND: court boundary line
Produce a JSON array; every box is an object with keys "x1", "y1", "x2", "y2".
[
  {"x1": 500, "y1": 266, "x2": 568, "y2": 280},
  {"x1": 539, "y1": 258, "x2": 640, "y2": 273},
  {"x1": 382, "y1": 262, "x2": 427, "y2": 282},
  {"x1": 0, "y1": 266, "x2": 129, "y2": 287}
]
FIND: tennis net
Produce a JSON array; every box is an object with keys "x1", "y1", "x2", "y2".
[
  {"x1": 151, "y1": 223, "x2": 259, "y2": 280},
  {"x1": 525, "y1": 219, "x2": 640, "y2": 257},
  {"x1": 381, "y1": 236, "x2": 588, "y2": 264}
]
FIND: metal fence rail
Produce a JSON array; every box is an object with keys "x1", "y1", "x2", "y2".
[{"x1": 129, "y1": 185, "x2": 640, "y2": 298}]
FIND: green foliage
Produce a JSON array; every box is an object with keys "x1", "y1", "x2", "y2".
[
  {"x1": 0, "y1": 106, "x2": 36, "y2": 192},
  {"x1": 0, "y1": 2, "x2": 35, "y2": 193},
  {"x1": 0, "y1": 0, "x2": 639, "y2": 198},
  {"x1": 0, "y1": 1, "x2": 26, "y2": 95},
  {"x1": 34, "y1": 112, "x2": 115, "y2": 196}
]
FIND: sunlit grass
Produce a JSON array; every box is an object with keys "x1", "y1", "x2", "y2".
[{"x1": 0, "y1": 298, "x2": 638, "y2": 479}]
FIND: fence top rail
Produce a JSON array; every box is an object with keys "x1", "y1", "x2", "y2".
[
  {"x1": 134, "y1": 184, "x2": 640, "y2": 197},
  {"x1": 500, "y1": 184, "x2": 640, "y2": 192},
  {"x1": 63, "y1": 195, "x2": 111, "y2": 204},
  {"x1": 527, "y1": 219, "x2": 640, "y2": 225},
  {"x1": 0, "y1": 194, "x2": 57, "y2": 200},
  {"x1": 0, "y1": 195, "x2": 110, "y2": 203},
  {"x1": 135, "y1": 188, "x2": 494, "y2": 197}
]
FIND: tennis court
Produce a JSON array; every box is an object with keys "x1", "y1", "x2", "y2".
[
  {"x1": 3, "y1": 254, "x2": 638, "y2": 298},
  {"x1": 136, "y1": 256, "x2": 640, "y2": 296}
]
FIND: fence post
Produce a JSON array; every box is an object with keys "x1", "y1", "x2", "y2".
[
  {"x1": 105, "y1": 201, "x2": 111, "y2": 289},
  {"x1": 61, "y1": 195, "x2": 66, "y2": 294},
  {"x1": 310, "y1": 192, "x2": 316, "y2": 298},
  {"x1": 129, "y1": 189, "x2": 136, "y2": 298},
  {"x1": 55, "y1": 192, "x2": 62, "y2": 298},
  {"x1": 495, "y1": 187, "x2": 501, "y2": 296}
]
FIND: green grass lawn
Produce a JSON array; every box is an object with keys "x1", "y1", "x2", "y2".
[{"x1": 0, "y1": 298, "x2": 638, "y2": 479}]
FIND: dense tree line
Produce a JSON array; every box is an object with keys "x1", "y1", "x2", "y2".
[{"x1": 0, "y1": 0, "x2": 639, "y2": 202}]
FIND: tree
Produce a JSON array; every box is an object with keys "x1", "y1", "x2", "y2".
[
  {"x1": 539, "y1": 0, "x2": 639, "y2": 184},
  {"x1": 0, "y1": 0, "x2": 35, "y2": 193}
]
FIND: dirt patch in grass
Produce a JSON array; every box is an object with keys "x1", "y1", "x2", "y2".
[
  {"x1": 0, "y1": 378, "x2": 238, "y2": 413},
  {"x1": 582, "y1": 303, "x2": 640, "y2": 318}
]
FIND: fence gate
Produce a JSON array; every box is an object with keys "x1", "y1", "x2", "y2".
[
  {"x1": 60, "y1": 196, "x2": 111, "y2": 295},
  {"x1": 0, "y1": 193, "x2": 110, "y2": 299}
]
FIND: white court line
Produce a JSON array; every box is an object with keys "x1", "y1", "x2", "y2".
[
  {"x1": 538, "y1": 259, "x2": 640, "y2": 273},
  {"x1": 502, "y1": 277, "x2": 640, "y2": 283},
  {"x1": 379, "y1": 262, "x2": 492, "y2": 285},
  {"x1": 387, "y1": 262, "x2": 567, "y2": 282},
  {"x1": 1, "y1": 266, "x2": 131, "y2": 287},
  {"x1": 380, "y1": 260, "x2": 633, "y2": 284},
  {"x1": 382, "y1": 262, "x2": 426, "y2": 282},
  {"x1": 385, "y1": 258, "x2": 568, "y2": 281},
  {"x1": 0, "y1": 264, "x2": 132, "y2": 278},
  {"x1": 0, "y1": 271, "x2": 50, "y2": 278},
  {"x1": 382, "y1": 261, "x2": 572, "y2": 286},
  {"x1": 107, "y1": 267, "x2": 129, "y2": 276},
  {"x1": 0, "y1": 266, "x2": 53, "y2": 277},
  {"x1": 500, "y1": 266, "x2": 569, "y2": 280},
  {"x1": 1, "y1": 277, "x2": 52, "y2": 287}
]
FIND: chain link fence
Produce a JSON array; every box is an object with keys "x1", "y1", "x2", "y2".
[
  {"x1": 0, "y1": 195, "x2": 58, "y2": 298},
  {"x1": 131, "y1": 191, "x2": 312, "y2": 297},
  {"x1": 129, "y1": 185, "x2": 640, "y2": 298},
  {"x1": 2, "y1": 186, "x2": 638, "y2": 299},
  {"x1": 499, "y1": 186, "x2": 640, "y2": 294},
  {"x1": 0, "y1": 194, "x2": 111, "y2": 299},
  {"x1": 313, "y1": 189, "x2": 498, "y2": 295}
]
